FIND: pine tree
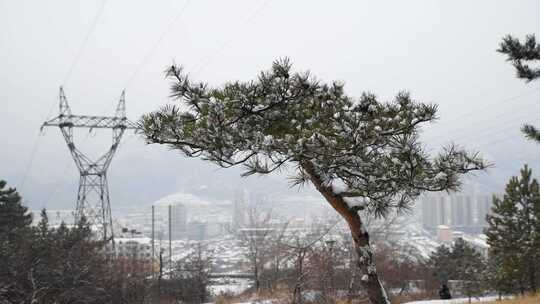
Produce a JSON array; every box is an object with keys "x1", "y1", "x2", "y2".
[
  {"x1": 36, "y1": 208, "x2": 49, "y2": 239},
  {"x1": 27, "y1": 212, "x2": 110, "y2": 304},
  {"x1": 486, "y1": 165, "x2": 540, "y2": 294},
  {"x1": 0, "y1": 180, "x2": 33, "y2": 303},
  {"x1": 498, "y1": 34, "x2": 540, "y2": 143},
  {"x1": 429, "y1": 239, "x2": 486, "y2": 300},
  {"x1": 485, "y1": 251, "x2": 515, "y2": 297},
  {"x1": 0, "y1": 180, "x2": 32, "y2": 237},
  {"x1": 428, "y1": 244, "x2": 453, "y2": 285},
  {"x1": 140, "y1": 59, "x2": 487, "y2": 304},
  {"x1": 0, "y1": 183, "x2": 152, "y2": 303},
  {"x1": 451, "y1": 238, "x2": 485, "y2": 301}
]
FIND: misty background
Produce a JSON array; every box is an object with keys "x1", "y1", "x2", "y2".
[{"x1": 1, "y1": 0, "x2": 539, "y2": 210}]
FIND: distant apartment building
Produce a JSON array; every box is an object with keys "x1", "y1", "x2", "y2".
[
  {"x1": 436, "y1": 225, "x2": 453, "y2": 243},
  {"x1": 185, "y1": 221, "x2": 227, "y2": 240},
  {"x1": 475, "y1": 195, "x2": 493, "y2": 227},
  {"x1": 149, "y1": 203, "x2": 188, "y2": 240},
  {"x1": 187, "y1": 221, "x2": 207, "y2": 240},
  {"x1": 111, "y1": 237, "x2": 154, "y2": 273},
  {"x1": 421, "y1": 195, "x2": 447, "y2": 228},
  {"x1": 115, "y1": 237, "x2": 152, "y2": 259},
  {"x1": 421, "y1": 194, "x2": 495, "y2": 233},
  {"x1": 170, "y1": 204, "x2": 187, "y2": 240},
  {"x1": 450, "y1": 195, "x2": 474, "y2": 228},
  {"x1": 232, "y1": 189, "x2": 248, "y2": 230}
]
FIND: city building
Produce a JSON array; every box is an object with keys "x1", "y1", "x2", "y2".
[
  {"x1": 436, "y1": 225, "x2": 453, "y2": 243},
  {"x1": 421, "y1": 194, "x2": 447, "y2": 230},
  {"x1": 114, "y1": 237, "x2": 152, "y2": 259},
  {"x1": 112, "y1": 237, "x2": 154, "y2": 273},
  {"x1": 422, "y1": 193, "x2": 496, "y2": 233},
  {"x1": 188, "y1": 221, "x2": 207, "y2": 240},
  {"x1": 450, "y1": 195, "x2": 473, "y2": 228},
  {"x1": 475, "y1": 195, "x2": 493, "y2": 227},
  {"x1": 170, "y1": 203, "x2": 187, "y2": 240},
  {"x1": 232, "y1": 189, "x2": 247, "y2": 230}
]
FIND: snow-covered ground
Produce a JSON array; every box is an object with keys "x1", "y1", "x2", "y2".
[
  {"x1": 233, "y1": 300, "x2": 273, "y2": 304},
  {"x1": 404, "y1": 295, "x2": 506, "y2": 304},
  {"x1": 209, "y1": 278, "x2": 252, "y2": 296},
  {"x1": 215, "y1": 295, "x2": 506, "y2": 304}
]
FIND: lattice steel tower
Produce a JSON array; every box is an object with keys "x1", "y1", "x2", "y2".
[{"x1": 42, "y1": 87, "x2": 138, "y2": 244}]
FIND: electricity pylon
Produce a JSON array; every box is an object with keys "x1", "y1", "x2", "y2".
[{"x1": 42, "y1": 87, "x2": 138, "y2": 244}]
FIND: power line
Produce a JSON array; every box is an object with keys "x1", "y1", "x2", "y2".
[
  {"x1": 190, "y1": 0, "x2": 271, "y2": 75},
  {"x1": 97, "y1": 0, "x2": 192, "y2": 146},
  {"x1": 424, "y1": 119, "x2": 538, "y2": 164},
  {"x1": 41, "y1": 0, "x2": 160, "y2": 211},
  {"x1": 97, "y1": 0, "x2": 191, "y2": 116},
  {"x1": 433, "y1": 84, "x2": 540, "y2": 129},
  {"x1": 21, "y1": 0, "x2": 109, "y2": 191},
  {"x1": 42, "y1": 157, "x2": 75, "y2": 208},
  {"x1": 63, "y1": 0, "x2": 109, "y2": 86},
  {"x1": 425, "y1": 110, "x2": 537, "y2": 147},
  {"x1": 422, "y1": 86, "x2": 540, "y2": 146},
  {"x1": 19, "y1": 130, "x2": 43, "y2": 190},
  {"x1": 124, "y1": 0, "x2": 191, "y2": 90}
]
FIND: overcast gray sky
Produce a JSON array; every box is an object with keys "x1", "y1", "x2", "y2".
[{"x1": 1, "y1": 0, "x2": 539, "y2": 210}]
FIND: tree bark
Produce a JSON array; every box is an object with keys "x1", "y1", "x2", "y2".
[
  {"x1": 301, "y1": 161, "x2": 390, "y2": 304},
  {"x1": 529, "y1": 264, "x2": 536, "y2": 293}
]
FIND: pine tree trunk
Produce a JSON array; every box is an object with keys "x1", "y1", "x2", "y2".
[
  {"x1": 529, "y1": 265, "x2": 537, "y2": 293},
  {"x1": 302, "y1": 161, "x2": 390, "y2": 304}
]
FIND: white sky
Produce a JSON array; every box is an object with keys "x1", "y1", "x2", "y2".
[{"x1": 1, "y1": 0, "x2": 539, "y2": 209}]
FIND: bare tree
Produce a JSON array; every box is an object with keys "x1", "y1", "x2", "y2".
[
  {"x1": 376, "y1": 242, "x2": 424, "y2": 298},
  {"x1": 170, "y1": 242, "x2": 214, "y2": 304},
  {"x1": 280, "y1": 221, "x2": 339, "y2": 304},
  {"x1": 109, "y1": 254, "x2": 153, "y2": 304},
  {"x1": 238, "y1": 206, "x2": 275, "y2": 294},
  {"x1": 309, "y1": 240, "x2": 338, "y2": 303},
  {"x1": 262, "y1": 220, "x2": 290, "y2": 292},
  {"x1": 287, "y1": 234, "x2": 314, "y2": 304}
]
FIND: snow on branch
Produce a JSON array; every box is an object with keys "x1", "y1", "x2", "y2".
[{"x1": 140, "y1": 58, "x2": 488, "y2": 217}]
